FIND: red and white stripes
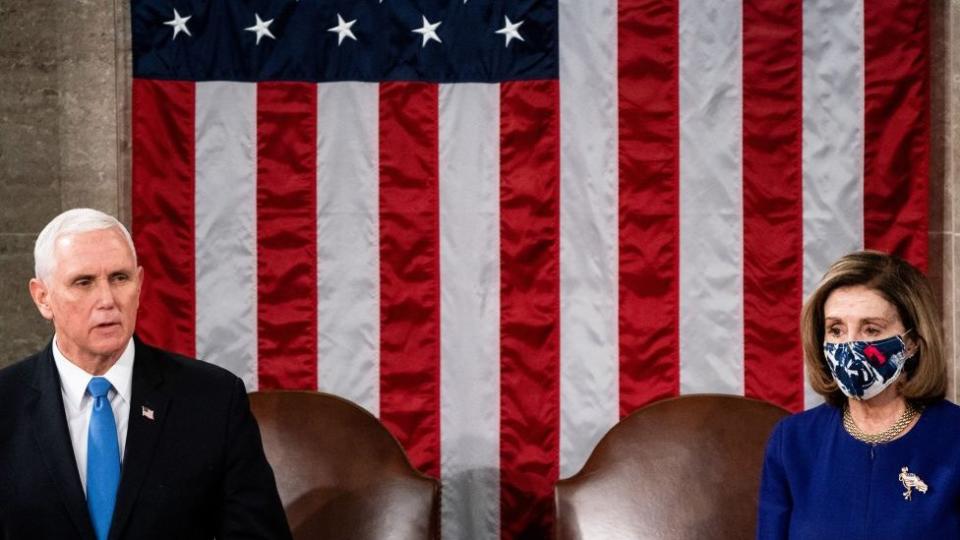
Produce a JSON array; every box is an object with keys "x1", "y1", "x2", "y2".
[{"x1": 131, "y1": 1, "x2": 930, "y2": 538}]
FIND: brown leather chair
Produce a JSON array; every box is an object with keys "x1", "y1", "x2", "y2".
[
  {"x1": 555, "y1": 394, "x2": 789, "y2": 540},
  {"x1": 249, "y1": 391, "x2": 439, "y2": 540}
]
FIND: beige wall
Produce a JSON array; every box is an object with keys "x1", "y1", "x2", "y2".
[
  {"x1": 0, "y1": 0, "x2": 129, "y2": 361},
  {"x1": 934, "y1": 0, "x2": 960, "y2": 400},
  {"x1": 1, "y1": 2, "x2": 958, "y2": 404}
]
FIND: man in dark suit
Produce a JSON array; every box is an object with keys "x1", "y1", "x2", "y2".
[{"x1": 0, "y1": 208, "x2": 291, "y2": 539}]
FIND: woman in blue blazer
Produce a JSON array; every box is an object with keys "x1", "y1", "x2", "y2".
[{"x1": 757, "y1": 251, "x2": 960, "y2": 539}]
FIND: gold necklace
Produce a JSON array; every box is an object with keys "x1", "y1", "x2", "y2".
[{"x1": 843, "y1": 403, "x2": 921, "y2": 445}]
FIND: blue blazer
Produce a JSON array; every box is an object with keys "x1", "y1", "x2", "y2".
[
  {"x1": 758, "y1": 399, "x2": 960, "y2": 539},
  {"x1": 0, "y1": 337, "x2": 291, "y2": 540}
]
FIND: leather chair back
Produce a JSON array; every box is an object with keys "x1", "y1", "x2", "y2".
[
  {"x1": 555, "y1": 394, "x2": 789, "y2": 540},
  {"x1": 250, "y1": 391, "x2": 439, "y2": 540}
]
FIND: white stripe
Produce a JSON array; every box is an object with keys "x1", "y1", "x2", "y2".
[
  {"x1": 438, "y1": 83, "x2": 501, "y2": 540},
  {"x1": 802, "y1": 0, "x2": 865, "y2": 408},
  {"x1": 194, "y1": 82, "x2": 258, "y2": 390},
  {"x1": 558, "y1": 0, "x2": 619, "y2": 478},
  {"x1": 678, "y1": 0, "x2": 744, "y2": 395},
  {"x1": 316, "y1": 83, "x2": 380, "y2": 414}
]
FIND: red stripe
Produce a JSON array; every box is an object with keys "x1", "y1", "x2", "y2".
[
  {"x1": 378, "y1": 82, "x2": 441, "y2": 478},
  {"x1": 131, "y1": 79, "x2": 196, "y2": 357},
  {"x1": 617, "y1": 0, "x2": 680, "y2": 415},
  {"x1": 256, "y1": 82, "x2": 318, "y2": 390},
  {"x1": 499, "y1": 79, "x2": 560, "y2": 539},
  {"x1": 742, "y1": 0, "x2": 804, "y2": 412},
  {"x1": 863, "y1": 1, "x2": 930, "y2": 271}
]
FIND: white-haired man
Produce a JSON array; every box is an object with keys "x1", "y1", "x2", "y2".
[{"x1": 0, "y1": 208, "x2": 291, "y2": 540}]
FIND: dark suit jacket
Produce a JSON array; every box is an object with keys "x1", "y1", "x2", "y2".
[{"x1": 0, "y1": 337, "x2": 292, "y2": 539}]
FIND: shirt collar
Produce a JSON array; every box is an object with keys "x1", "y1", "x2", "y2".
[{"x1": 53, "y1": 336, "x2": 135, "y2": 408}]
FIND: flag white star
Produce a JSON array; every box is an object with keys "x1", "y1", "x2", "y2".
[
  {"x1": 163, "y1": 9, "x2": 192, "y2": 40},
  {"x1": 412, "y1": 15, "x2": 442, "y2": 47},
  {"x1": 327, "y1": 14, "x2": 357, "y2": 45},
  {"x1": 495, "y1": 16, "x2": 524, "y2": 47},
  {"x1": 245, "y1": 13, "x2": 275, "y2": 45}
]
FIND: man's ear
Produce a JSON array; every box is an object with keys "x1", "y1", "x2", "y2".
[
  {"x1": 29, "y1": 278, "x2": 54, "y2": 321},
  {"x1": 136, "y1": 266, "x2": 144, "y2": 297}
]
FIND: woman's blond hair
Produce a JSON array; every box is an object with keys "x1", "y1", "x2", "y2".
[{"x1": 801, "y1": 251, "x2": 946, "y2": 407}]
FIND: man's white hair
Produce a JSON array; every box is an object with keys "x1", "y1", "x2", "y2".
[{"x1": 34, "y1": 208, "x2": 137, "y2": 282}]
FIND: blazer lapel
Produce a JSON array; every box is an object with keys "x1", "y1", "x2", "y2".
[
  {"x1": 27, "y1": 343, "x2": 97, "y2": 540},
  {"x1": 109, "y1": 338, "x2": 169, "y2": 540}
]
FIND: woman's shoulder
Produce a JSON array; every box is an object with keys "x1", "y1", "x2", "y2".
[
  {"x1": 920, "y1": 399, "x2": 960, "y2": 430},
  {"x1": 781, "y1": 401, "x2": 838, "y2": 423},
  {"x1": 924, "y1": 398, "x2": 960, "y2": 413},
  {"x1": 772, "y1": 402, "x2": 840, "y2": 441},
  {"x1": 768, "y1": 400, "x2": 960, "y2": 446},
  {"x1": 778, "y1": 399, "x2": 960, "y2": 425}
]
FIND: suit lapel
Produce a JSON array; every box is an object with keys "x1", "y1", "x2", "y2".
[
  {"x1": 109, "y1": 339, "x2": 170, "y2": 540},
  {"x1": 27, "y1": 343, "x2": 97, "y2": 540}
]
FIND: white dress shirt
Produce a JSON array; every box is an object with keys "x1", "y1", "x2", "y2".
[{"x1": 53, "y1": 336, "x2": 134, "y2": 495}]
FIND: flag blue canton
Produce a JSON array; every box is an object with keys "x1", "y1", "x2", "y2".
[{"x1": 132, "y1": 0, "x2": 558, "y2": 83}]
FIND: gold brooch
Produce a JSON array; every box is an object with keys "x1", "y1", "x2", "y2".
[{"x1": 898, "y1": 467, "x2": 928, "y2": 500}]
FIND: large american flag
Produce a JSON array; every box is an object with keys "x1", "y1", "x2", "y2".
[{"x1": 130, "y1": 0, "x2": 929, "y2": 537}]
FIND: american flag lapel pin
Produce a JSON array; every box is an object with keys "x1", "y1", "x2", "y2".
[{"x1": 141, "y1": 405, "x2": 155, "y2": 421}]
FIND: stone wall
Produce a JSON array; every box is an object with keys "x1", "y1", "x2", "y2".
[
  {"x1": 933, "y1": 0, "x2": 960, "y2": 400},
  {"x1": 0, "y1": 0, "x2": 129, "y2": 362}
]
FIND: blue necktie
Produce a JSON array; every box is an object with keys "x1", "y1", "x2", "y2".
[{"x1": 86, "y1": 377, "x2": 120, "y2": 540}]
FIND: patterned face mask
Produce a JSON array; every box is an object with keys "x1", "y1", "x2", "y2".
[{"x1": 823, "y1": 331, "x2": 914, "y2": 401}]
